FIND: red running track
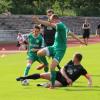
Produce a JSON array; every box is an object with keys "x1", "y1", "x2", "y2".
[{"x1": 0, "y1": 37, "x2": 100, "y2": 50}]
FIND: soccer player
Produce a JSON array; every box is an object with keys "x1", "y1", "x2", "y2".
[
  {"x1": 82, "y1": 18, "x2": 91, "y2": 45},
  {"x1": 39, "y1": 9, "x2": 61, "y2": 70},
  {"x1": 96, "y1": 24, "x2": 100, "y2": 38},
  {"x1": 32, "y1": 14, "x2": 86, "y2": 88},
  {"x1": 16, "y1": 53, "x2": 92, "y2": 88},
  {"x1": 42, "y1": 9, "x2": 55, "y2": 46},
  {"x1": 22, "y1": 25, "x2": 48, "y2": 85},
  {"x1": 17, "y1": 32, "x2": 27, "y2": 50}
]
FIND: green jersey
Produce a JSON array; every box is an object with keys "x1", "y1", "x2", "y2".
[
  {"x1": 28, "y1": 33, "x2": 44, "y2": 52},
  {"x1": 53, "y1": 22, "x2": 69, "y2": 50}
]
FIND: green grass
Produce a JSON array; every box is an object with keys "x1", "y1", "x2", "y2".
[{"x1": 0, "y1": 44, "x2": 100, "y2": 100}]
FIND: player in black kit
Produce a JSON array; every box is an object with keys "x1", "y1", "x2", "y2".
[
  {"x1": 41, "y1": 9, "x2": 55, "y2": 46},
  {"x1": 16, "y1": 53, "x2": 92, "y2": 88}
]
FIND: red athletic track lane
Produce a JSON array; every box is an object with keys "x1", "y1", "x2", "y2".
[{"x1": 0, "y1": 37, "x2": 100, "y2": 51}]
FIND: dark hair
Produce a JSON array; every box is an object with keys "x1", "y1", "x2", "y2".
[
  {"x1": 34, "y1": 25, "x2": 40, "y2": 30},
  {"x1": 51, "y1": 14, "x2": 59, "y2": 20},
  {"x1": 47, "y1": 9, "x2": 54, "y2": 14},
  {"x1": 75, "y1": 53, "x2": 83, "y2": 62}
]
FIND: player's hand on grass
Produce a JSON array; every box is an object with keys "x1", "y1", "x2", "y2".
[
  {"x1": 88, "y1": 81, "x2": 92, "y2": 87},
  {"x1": 66, "y1": 78, "x2": 72, "y2": 85}
]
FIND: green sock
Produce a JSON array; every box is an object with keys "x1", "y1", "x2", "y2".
[
  {"x1": 44, "y1": 66, "x2": 49, "y2": 72},
  {"x1": 51, "y1": 70, "x2": 57, "y2": 86},
  {"x1": 24, "y1": 65, "x2": 31, "y2": 76},
  {"x1": 39, "y1": 56, "x2": 48, "y2": 65},
  {"x1": 39, "y1": 56, "x2": 49, "y2": 72}
]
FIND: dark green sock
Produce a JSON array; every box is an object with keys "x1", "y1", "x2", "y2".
[
  {"x1": 51, "y1": 70, "x2": 57, "y2": 86},
  {"x1": 44, "y1": 66, "x2": 49, "y2": 72},
  {"x1": 39, "y1": 56, "x2": 48, "y2": 65},
  {"x1": 39, "y1": 56, "x2": 49, "y2": 72}
]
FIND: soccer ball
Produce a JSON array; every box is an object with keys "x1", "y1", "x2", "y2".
[{"x1": 21, "y1": 80, "x2": 29, "y2": 86}]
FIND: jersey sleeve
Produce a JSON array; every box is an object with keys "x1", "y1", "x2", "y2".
[{"x1": 81, "y1": 67, "x2": 88, "y2": 75}]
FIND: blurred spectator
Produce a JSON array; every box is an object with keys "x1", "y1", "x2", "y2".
[
  {"x1": 17, "y1": 32, "x2": 28, "y2": 50},
  {"x1": 82, "y1": 18, "x2": 90, "y2": 45},
  {"x1": 96, "y1": 24, "x2": 100, "y2": 38}
]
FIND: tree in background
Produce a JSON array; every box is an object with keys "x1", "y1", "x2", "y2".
[
  {"x1": 69, "y1": 0, "x2": 100, "y2": 16},
  {"x1": 0, "y1": 0, "x2": 12, "y2": 14},
  {"x1": 0, "y1": 0, "x2": 100, "y2": 16},
  {"x1": 10, "y1": 0, "x2": 34, "y2": 14},
  {"x1": 10, "y1": 0, "x2": 55, "y2": 15},
  {"x1": 52, "y1": 0, "x2": 74, "y2": 16}
]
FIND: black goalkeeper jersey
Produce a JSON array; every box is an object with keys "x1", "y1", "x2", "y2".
[
  {"x1": 64, "y1": 60, "x2": 87, "y2": 82},
  {"x1": 42, "y1": 25, "x2": 56, "y2": 46}
]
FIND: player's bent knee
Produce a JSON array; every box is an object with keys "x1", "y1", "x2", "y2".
[{"x1": 37, "y1": 49, "x2": 46, "y2": 56}]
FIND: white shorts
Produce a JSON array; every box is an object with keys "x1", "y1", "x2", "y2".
[{"x1": 42, "y1": 47, "x2": 50, "y2": 56}]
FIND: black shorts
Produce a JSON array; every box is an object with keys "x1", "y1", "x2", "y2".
[
  {"x1": 45, "y1": 42, "x2": 54, "y2": 46},
  {"x1": 56, "y1": 71, "x2": 68, "y2": 86},
  {"x1": 83, "y1": 29, "x2": 90, "y2": 39}
]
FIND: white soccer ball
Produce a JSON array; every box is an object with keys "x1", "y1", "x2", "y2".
[{"x1": 21, "y1": 80, "x2": 29, "y2": 86}]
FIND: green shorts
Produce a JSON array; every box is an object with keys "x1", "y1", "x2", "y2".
[
  {"x1": 27, "y1": 52, "x2": 48, "y2": 66},
  {"x1": 47, "y1": 46, "x2": 66, "y2": 63},
  {"x1": 27, "y1": 52, "x2": 40, "y2": 62}
]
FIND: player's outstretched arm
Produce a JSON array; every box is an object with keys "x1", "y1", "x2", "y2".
[
  {"x1": 60, "y1": 68, "x2": 72, "y2": 86},
  {"x1": 84, "y1": 74, "x2": 92, "y2": 87},
  {"x1": 68, "y1": 32, "x2": 87, "y2": 45},
  {"x1": 32, "y1": 16, "x2": 56, "y2": 27}
]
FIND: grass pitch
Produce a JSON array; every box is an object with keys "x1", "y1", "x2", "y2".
[{"x1": 0, "y1": 44, "x2": 100, "y2": 100}]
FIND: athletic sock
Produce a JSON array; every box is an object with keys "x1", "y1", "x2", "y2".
[
  {"x1": 24, "y1": 64, "x2": 31, "y2": 76},
  {"x1": 51, "y1": 70, "x2": 57, "y2": 87},
  {"x1": 44, "y1": 66, "x2": 49, "y2": 72},
  {"x1": 39, "y1": 56, "x2": 48, "y2": 66},
  {"x1": 23, "y1": 74, "x2": 40, "y2": 80}
]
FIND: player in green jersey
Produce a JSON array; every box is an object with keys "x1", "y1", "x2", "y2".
[
  {"x1": 22, "y1": 25, "x2": 48, "y2": 85},
  {"x1": 32, "y1": 14, "x2": 86, "y2": 88}
]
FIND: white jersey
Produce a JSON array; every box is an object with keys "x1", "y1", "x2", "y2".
[{"x1": 17, "y1": 34, "x2": 25, "y2": 44}]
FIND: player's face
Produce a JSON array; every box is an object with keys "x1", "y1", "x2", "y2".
[
  {"x1": 49, "y1": 16, "x2": 57, "y2": 24},
  {"x1": 33, "y1": 28, "x2": 40, "y2": 36},
  {"x1": 73, "y1": 55, "x2": 79, "y2": 63},
  {"x1": 47, "y1": 12, "x2": 53, "y2": 18}
]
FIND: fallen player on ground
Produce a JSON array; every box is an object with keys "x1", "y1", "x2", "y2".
[{"x1": 16, "y1": 53, "x2": 92, "y2": 88}]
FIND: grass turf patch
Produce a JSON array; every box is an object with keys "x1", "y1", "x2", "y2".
[{"x1": 0, "y1": 44, "x2": 100, "y2": 100}]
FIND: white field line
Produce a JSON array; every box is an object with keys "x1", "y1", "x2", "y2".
[{"x1": 0, "y1": 50, "x2": 27, "y2": 55}]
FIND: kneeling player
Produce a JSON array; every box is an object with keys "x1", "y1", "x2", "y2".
[
  {"x1": 22, "y1": 25, "x2": 48, "y2": 85},
  {"x1": 16, "y1": 53, "x2": 92, "y2": 88}
]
